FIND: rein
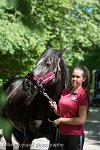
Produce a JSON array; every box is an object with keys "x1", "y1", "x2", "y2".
[{"x1": 42, "y1": 91, "x2": 54, "y2": 102}]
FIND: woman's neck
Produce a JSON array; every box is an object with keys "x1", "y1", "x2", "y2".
[{"x1": 70, "y1": 85, "x2": 82, "y2": 93}]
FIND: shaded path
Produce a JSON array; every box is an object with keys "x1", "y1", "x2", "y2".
[{"x1": 83, "y1": 107, "x2": 100, "y2": 150}]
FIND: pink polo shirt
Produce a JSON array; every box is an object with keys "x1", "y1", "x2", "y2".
[{"x1": 59, "y1": 87, "x2": 89, "y2": 135}]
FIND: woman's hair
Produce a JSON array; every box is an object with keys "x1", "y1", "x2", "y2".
[{"x1": 74, "y1": 66, "x2": 90, "y2": 117}]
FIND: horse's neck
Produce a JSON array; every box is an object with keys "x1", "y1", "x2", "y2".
[
  {"x1": 59, "y1": 60, "x2": 68, "y2": 90},
  {"x1": 45, "y1": 82, "x2": 62, "y2": 102}
]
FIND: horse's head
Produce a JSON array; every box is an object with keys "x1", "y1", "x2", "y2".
[
  {"x1": 23, "y1": 45, "x2": 68, "y2": 103},
  {"x1": 33, "y1": 46, "x2": 63, "y2": 85}
]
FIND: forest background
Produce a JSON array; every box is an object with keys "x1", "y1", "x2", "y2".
[{"x1": 0, "y1": 0, "x2": 100, "y2": 87}]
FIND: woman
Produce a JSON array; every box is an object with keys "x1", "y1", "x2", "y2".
[{"x1": 49, "y1": 66, "x2": 90, "y2": 150}]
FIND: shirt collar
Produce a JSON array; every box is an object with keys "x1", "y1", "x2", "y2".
[{"x1": 69, "y1": 86, "x2": 84, "y2": 95}]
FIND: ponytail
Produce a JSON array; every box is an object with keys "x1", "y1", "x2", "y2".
[{"x1": 74, "y1": 66, "x2": 90, "y2": 117}]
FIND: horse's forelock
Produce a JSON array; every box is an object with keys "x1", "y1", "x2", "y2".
[
  {"x1": 36, "y1": 48, "x2": 58, "y2": 65},
  {"x1": 37, "y1": 57, "x2": 45, "y2": 65}
]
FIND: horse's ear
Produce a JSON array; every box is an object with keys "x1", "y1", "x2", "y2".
[
  {"x1": 62, "y1": 47, "x2": 67, "y2": 52},
  {"x1": 58, "y1": 51, "x2": 63, "y2": 58},
  {"x1": 58, "y1": 47, "x2": 67, "y2": 58},
  {"x1": 46, "y1": 42, "x2": 52, "y2": 50}
]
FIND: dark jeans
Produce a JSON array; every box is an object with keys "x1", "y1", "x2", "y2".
[{"x1": 60, "y1": 134, "x2": 84, "y2": 150}]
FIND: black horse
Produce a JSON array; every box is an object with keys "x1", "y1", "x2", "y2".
[{"x1": 3, "y1": 45, "x2": 68, "y2": 150}]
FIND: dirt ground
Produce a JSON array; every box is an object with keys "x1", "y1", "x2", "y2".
[{"x1": 0, "y1": 107, "x2": 100, "y2": 150}]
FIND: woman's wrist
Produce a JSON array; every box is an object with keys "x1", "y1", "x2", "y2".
[{"x1": 54, "y1": 108, "x2": 60, "y2": 116}]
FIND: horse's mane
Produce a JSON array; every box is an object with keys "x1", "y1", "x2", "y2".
[{"x1": 60, "y1": 58, "x2": 69, "y2": 89}]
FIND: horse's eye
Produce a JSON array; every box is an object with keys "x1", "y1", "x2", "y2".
[
  {"x1": 46, "y1": 62, "x2": 51, "y2": 66},
  {"x1": 46, "y1": 57, "x2": 52, "y2": 66}
]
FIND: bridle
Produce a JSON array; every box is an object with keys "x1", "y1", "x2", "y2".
[
  {"x1": 26, "y1": 70, "x2": 56, "y2": 92},
  {"x1": 25, "y1": 58, "x2": 61, "y2": 95}
]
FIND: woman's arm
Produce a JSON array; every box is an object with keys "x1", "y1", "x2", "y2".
[{"x1": 53, "y1": 105, "x2": 88, "y2": 126}]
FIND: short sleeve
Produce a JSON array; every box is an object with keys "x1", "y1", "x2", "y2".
[{"x1": 79, "y1": 91, "x2": 89, "y2": 106}]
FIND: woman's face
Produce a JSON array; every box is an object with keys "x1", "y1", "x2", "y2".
[{"x1": 71, "y1": 69, "x2": 85, "y2": 89}]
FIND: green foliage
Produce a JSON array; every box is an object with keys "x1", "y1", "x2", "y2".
[
  {"x1": 0, "y1": 88, "x2": 12, "y2": 138},
  {"x1": 0, "y1": 0, "x2": 100, "y2": 85},
  {"x1": 0, "y1": 89, "x2": 6, "y2": 113},
  {"x1": 0, "y1": 117, "x2": 13, "y2": 139}
]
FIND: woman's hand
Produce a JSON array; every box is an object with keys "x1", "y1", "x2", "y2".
[
  {"x1": 53, "y1": 118, "x2": 62, "y2": 127},
  {"x1": 49, "y1": 100, "x2": 57, "y2": 110},
  {"x1": 49, "y1": 100, "x2": 60, "y2": 116}
]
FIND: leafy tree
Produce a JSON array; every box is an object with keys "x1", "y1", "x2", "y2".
[
  {"x1": 0, "y1": 88, "x2": 12, "y2": 138},
  {"x1": 0, "y1": 0, "x2": 100, "y2": 85}
]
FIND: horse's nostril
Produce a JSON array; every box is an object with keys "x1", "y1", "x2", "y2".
[{"x1": 22, "y1": 79, "x2": 32, "y2": 92}]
